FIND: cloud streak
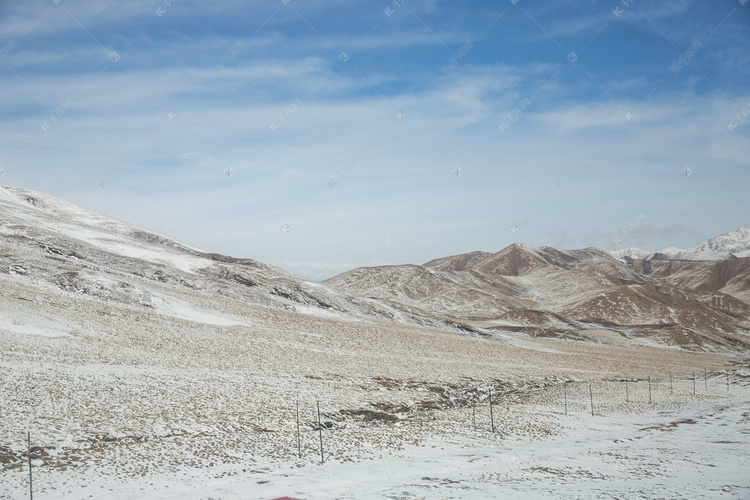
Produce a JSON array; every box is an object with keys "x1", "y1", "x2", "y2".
[{"x1": 1, "y1": 0, "x2": 748, "y2": 280}]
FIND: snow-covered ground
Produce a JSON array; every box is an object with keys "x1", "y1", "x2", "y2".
[{"x1": 2, "y1": 382, "x2": 747, "y2": 499}]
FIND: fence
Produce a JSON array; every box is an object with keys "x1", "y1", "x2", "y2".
[{"x1": 9, "y1": 368, "x2": 747, "y2": 498}]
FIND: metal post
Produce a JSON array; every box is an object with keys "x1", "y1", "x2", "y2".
[
  {"x1": 693, "y1": 372, "x2": 696, "y2": 395},
  {"x1": 648, "y1": 376, "x2": 652, "y2": 404},
  {"x1": 705, "y1": 368, "x2": 707, "y2": 390},
  {"x1": 589, "y1": 384, "x2": 594, "y2": 417},
  {"x1": 317, "y1": 401, "x2": 324, "y2": 463},
  {"x1": 296, "y1": 399, "x2": 302, "y2": 459},
  {"x1": 625, "y1": 379, "x2": 629, "y2": 403},
  {"x1": 489, "y1": 388, "x2": 495, "y2": 433},
  {"x1": 564, "y1": 384, "x2": 568, "y2": 416},
  {"x1": 669, "y1": 371, "x2": 673, "y2": 394},
  {"x1": 472, "y1": 398, "x2": 476, "y2": 432},
  {"x1": 28, "y1": 431, "x2": 33, "y2": 500}
]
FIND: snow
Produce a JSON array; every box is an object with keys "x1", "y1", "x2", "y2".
[
  {"x1": 48, "y1": 223, "x2": 208, "y2": 273},
  {"x1": 150, "y1": 293, "x2": 251, "y2": 327},
  {"x1": 0, "y1": 186, "x2": 209, "y2": 273},
  {"x1": 609, "y1": 228, "x2": 750, "y2": 262},
  {"x1": 677, "y1": 248, "x2": 750, "y2": 261},
  {"x1": 0, "y1": 310, "x2": 70, "y2": 337},
  {"x1": 2, "y1": 386, "x2": 747, "y2": 499},
  {"x1": 196, "y1": 398, "x2": 750, "y2": 500},
  {"x1": 609, "y1": 247, "x2": 651, "y2": 260}
]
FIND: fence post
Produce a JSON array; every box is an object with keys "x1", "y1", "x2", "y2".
[
  {"x1": 28, "y1": 431, "x2": 33, "y2": 500},
  {"x1": 317, "y1": 401, "x2": 324, "y2": 463},
  {"x1": 564, "y1": 384, "x2": 567, "y2": 416},
  {"x1": 705, "y1": 368, "x2": 707, "y2": 390},
  {"x1": 489, "y1": 388, "x2": 495, "y2": 433},
  {"x1": 669, "y1": 371, "x2": 673, "y2": 394},
  {"x1": 625, "y1": 379, "x2": 629, "y2": 403},
  {"x1": 472, "y1": 396, "x2": 477, "y2": 432},
  {"x1": 727, "y1": 372, "x2": 730, "y2": 391},
  {"x1": 296, "y1": 399, "x2": 302, "y2": 459},
  {"x1": 589, "y1": 384, "x2": 594, "y2": 417},
  {"x1": 648, "y1": 376, "x2": 652, "y2": 404},
  {"x1": 693, "y1": 372, "x2": 696, "y2": 396}
]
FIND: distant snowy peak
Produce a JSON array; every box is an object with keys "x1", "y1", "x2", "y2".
[
  {"x1": 609, "y1": 228, "x2": 750, "y2": 262},
  {"x1": 610, "y1": 247, "x2": 651, "y2": 260},
  {"x1": 678, "y1": 227, "x2": 750, "y2": 260},
  {"x1": 653, "y1": 247, "x2": 684, "y2": 258}
]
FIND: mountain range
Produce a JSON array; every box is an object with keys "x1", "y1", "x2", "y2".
[
  {"x1": 326, "y1": 237, "x2": 750, "y2": 351},
  {"x1": 2, "y1": 186, "x2": 749, "y2": 353},
  {"x1": 611, "y1": 227, "x2": 750, "y2": 261}
]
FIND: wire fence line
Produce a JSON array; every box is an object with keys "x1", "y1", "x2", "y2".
[{"x1": 7, "y1": 368, "x2": 748, "y2": 498}]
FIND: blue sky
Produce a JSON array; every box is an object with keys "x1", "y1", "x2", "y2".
[{"x1": 1, "y1": 0, "x2": 748, "y2": 280}]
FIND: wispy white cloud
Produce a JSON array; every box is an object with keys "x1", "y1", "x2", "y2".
[{"x1": 1, "y1": 0, "x2": 748, "y2": 281}]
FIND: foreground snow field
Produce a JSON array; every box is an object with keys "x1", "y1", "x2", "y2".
[
  {"x1": 2, "y1": 372, "x2": 748, "y2": 499},
  {"x1": 137, "y1": 396, "x2": 750, "y2": 500}
]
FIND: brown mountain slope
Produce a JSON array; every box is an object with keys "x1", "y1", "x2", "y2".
[
  {"x1": 632, "y1": 258, "x2": 750, "y2": 304},
  {"x1": 325, "y1": 245, "x2": 750, "y2": 352},
  {"x1": 325, "y1": 244, "x2": 650, "y2": 320},
  {"x1": 423, "y1": 251, "x2": 492, "y2": 272},
  {"x1": 321, "y1": 263, "x2": 528, "y2": 320}
]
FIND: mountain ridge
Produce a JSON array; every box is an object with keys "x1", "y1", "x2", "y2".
[
  {"x1": 611, "y1": 227, "x2": 750, "y2": 262},
  {"x1": 325, "y1": 235, "x2": 750, "y2": 352}
]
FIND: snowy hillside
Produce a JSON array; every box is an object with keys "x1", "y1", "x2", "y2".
[{"x1": 0, "y1": 186, "x2": 477, "y2": 334}]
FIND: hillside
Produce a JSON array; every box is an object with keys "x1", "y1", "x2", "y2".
[{"x1": 0, "y1": 187, "x2": 477, "y2": 336}]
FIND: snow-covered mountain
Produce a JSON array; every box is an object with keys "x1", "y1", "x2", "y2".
[
  {"x1": 610, "y1": 247, "x2": 653, "y2": 260},
  {"x1": 610, "y1": 228, "x2": 750, "y2": 262},
  {"x1": 676, "y1": 227, "x2": 750, "y2": 260}
]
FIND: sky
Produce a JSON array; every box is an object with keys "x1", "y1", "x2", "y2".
[{"x1": 0, "y1": 0, "x2": 748, "y2": 281}]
